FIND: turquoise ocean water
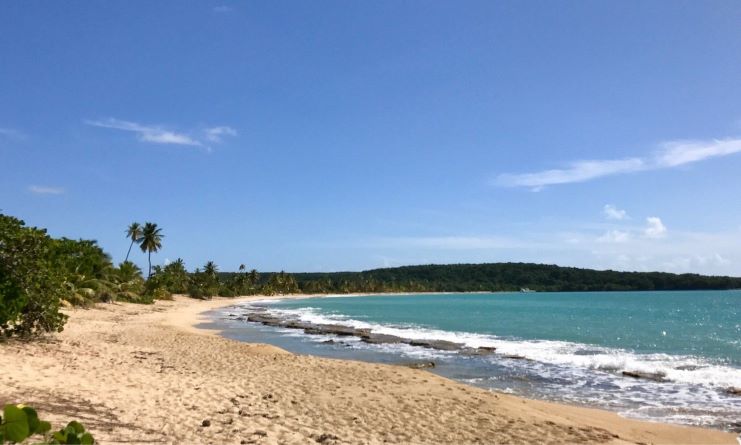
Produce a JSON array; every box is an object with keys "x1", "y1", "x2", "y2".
[{"x1": 211, "y1": 291, "x2": 741, "y2": 431}]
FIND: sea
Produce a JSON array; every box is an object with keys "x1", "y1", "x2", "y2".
[{"x1": 204, "y1": 291, "x2": 741, "y2": 431}]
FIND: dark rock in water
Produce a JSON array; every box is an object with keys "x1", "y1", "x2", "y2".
[
  {"x1": 461, "y1": 346, "x2": 497, "y2": 356},
  {"x1": 574, "y1": 349, "x2": 602, "y2": 356},
  {"x1": 322, "y1": 325, "x2": 359, "y2": 336},
  {"x1": 408, "y1": 339, "x2": 464, "y2": 351},
  {"x1": 621, "y1": 370, "x2": 667, "y2": 382},
  {"x1": 725, "y1": 387, "x2": 741, "y2": 396},
  {"x1": 246, "y1": 314, "x2": 285, "y2": 326},
  {"x1": 201, "y1": 419, "x2": 211, "y2": 427},
  {"x1": 404, "y1": 361, "x2": 436, "y2": 369},
  {"x1": 284, "y1": 320, "x2": 312, "y2": 330},
  {"x1": 501, "y1": 354, "x2": 528, "y2": 360},
  {"x1": 674, "y1": 365, "x2": 702, "y2": 371},
  {"x1": 303, "y1": 324, "x2": 369, "y2": 337},
  {"x1": 322, "y1": 339, "x2": 336, "y2": 344},
  {"x1": 360, "y1": 333, "x2": 408, "y2": 344},
  {"x1": 304, "y1": 325, "x2": 324, "y2": 335}
]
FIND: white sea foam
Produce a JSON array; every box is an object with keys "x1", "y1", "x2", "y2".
[{"x1": 241, "y1": 303, "x2": 741, "y2": 390}]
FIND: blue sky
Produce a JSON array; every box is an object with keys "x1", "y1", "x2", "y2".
[{"x1": 2, "y1": 1, "x2": 741, "y2": 275}]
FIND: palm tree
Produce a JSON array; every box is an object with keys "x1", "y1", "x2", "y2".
[
  {"x1": 124, "y1": 222, "x2": 143, "y2": 262},
  {"x1": 248, "y1": 269, "x2": 259, "y2": 287},
  {"x1": 204, "y1": 261, "x2": 218, "y2": 277},
  {"x1": 139, "y1": 222, "x2": 164, "y2": 278}
]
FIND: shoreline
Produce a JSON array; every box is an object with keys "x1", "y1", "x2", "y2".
[{"x1": 1, "y1": 295, "x2": 736, "y2": 444}]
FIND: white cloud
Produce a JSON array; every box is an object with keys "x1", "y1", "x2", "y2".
[
  {"x1": 597, "y1": 230, "x2": 630, "y2": 243},
  {"x1": 85, "y1": 118, "x2": 201, "y2": 146},
  {"x1": 28, "y1": 185, "x2": 64, "y2": 195},
  {"x1": 656, "y1": 138, "x2": 741, "y2": 167},
  {"x1": 603, "y1": 204, "x2": 628, "y2": 220},
  {"x1": 204, "y1": 126, "x2": 237, "y2": 142},
  {"x1": 85, "y1": 118, "x2": 238, "y2": 148},
  {"x1": 644, "y1": 217, "x2": 667, "y2": 238},
  {"x1": 496, "y1": 137, "x2": 741, "y2": 190},
  {"x1": 372, "y1": 236, "x2": 530, "y2": 250},
  {"x1": 336, "y1": 222, "x2": 741, "y2": 275},
  {"x1": 496, "y1": 158, "x2": 645, "y2": 190}
]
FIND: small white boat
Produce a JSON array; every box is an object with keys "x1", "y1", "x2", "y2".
[{"x1": 520, "y1": 287, "x2": 535, "y2": 293}]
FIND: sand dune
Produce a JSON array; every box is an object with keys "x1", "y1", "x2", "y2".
[{"x1": 0, "y1": 295, "x2": 736, "y2": 444}]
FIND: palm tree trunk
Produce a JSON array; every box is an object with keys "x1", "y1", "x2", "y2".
[
  {"x1": 148, "y1": 251, "x2": 152, "y2": 278},
  {"x1": 125, "y1": 240, "x2": 134, "y2": 262}
]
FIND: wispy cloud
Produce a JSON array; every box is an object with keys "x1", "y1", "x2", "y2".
[
  {"x1": 655, "y1": 138, "x2": 741, "y2": 167},
  {"x1": 597, "y1": 230, "x2": 630, "y2": 243},
  {"x1": 343, "y1": 224, "x2": 741, "y2": 275},
  {"x1": 603, "y1": 204, "x2": 628, "y2": 220},
  {"x1": 496, "y1": 137, "x2": 741, "y2": 190},
  {"x1": 84, "y1": 118, "x2": 237, "y2": 148},
  {"x1": 0, "y1": 127, "x2": 25, "y2": 140},
  {"x1": 28, "y1": 185, "x2": 65, "y2": 195},
  {"x1": 367, "y1": 235, "x2": 538, "y2": 250},
  {"x1": 204, "y1": 126, "x2": 237, "y2": 142},
  {"x1": 497, "y1": 158, "x2": 646, "y2": 190}
]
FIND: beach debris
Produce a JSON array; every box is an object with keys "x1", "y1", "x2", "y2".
[
  {"x1": 315, "y1": 433, "x2": 340, "y2": 443},
  {"x1": 201, "y1": 419, "x2": 211, "y2": 427},
  {"x1": 725, "y1": 387, "x2": 741, "y2": 396},
  {"x1": 621, "y1": 370, "x2": 667, "y2": 382},
  {"x1": 253, "y1": 430, "x2": 268, "y2": 437},
  {"x1": 404, "y1": 361, "x2": 436, "y2": 369}
]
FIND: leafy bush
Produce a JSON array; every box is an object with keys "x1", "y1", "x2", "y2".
[
  {"x1": 0, "y1": 215, "x2": 68, "y2": 337},
  {"x1": 0, "y1": 404, "x2": 94, "y2": 444},
  {"x1": 0, "y1": 404, "x2": 51, "y2": 443},
  {"x1": 49, "y1": 421, "x2": 94, "y2": 444}
]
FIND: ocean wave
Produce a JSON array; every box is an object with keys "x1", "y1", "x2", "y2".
[{"x1": 238, "y1": 302, "x2": 741, "y2": 390}]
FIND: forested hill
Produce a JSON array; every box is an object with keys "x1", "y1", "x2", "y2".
[{"x1": 240, "y1": 263, "x2": 741, "y2": 293}]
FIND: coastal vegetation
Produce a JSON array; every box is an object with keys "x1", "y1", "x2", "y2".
[
  {"x1": 3, "y1": 211, "x2": 741, "y2": 339},
  {"x1": 278, "y1": 263, "x2": 741, "y2": 293},
  {"x1": 0, "y1": 404, "x2": 94, "y2": 444}
]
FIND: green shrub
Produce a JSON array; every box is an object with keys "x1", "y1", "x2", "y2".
[
  {"x1": 0, "y1": 404, "x2": 94, "y2": 444},
  {"x1": 0, "y1": 215, "x2": 68, "y2": 337}
]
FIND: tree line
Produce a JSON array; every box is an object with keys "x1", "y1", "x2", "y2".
[
  {"x1": 3, "y1": 211, "x2": 741, "y2": 338},
  {"x1": 279, "y1": 263, "x2": 741, "y2": 293},
  {"x1": 0, "y1": 214, "x2": 298, "y2": 338}
]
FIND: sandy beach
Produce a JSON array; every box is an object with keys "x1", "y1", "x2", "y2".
[{"x1": 0, "y1": 295, "x2": 736, "y2": 445}]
